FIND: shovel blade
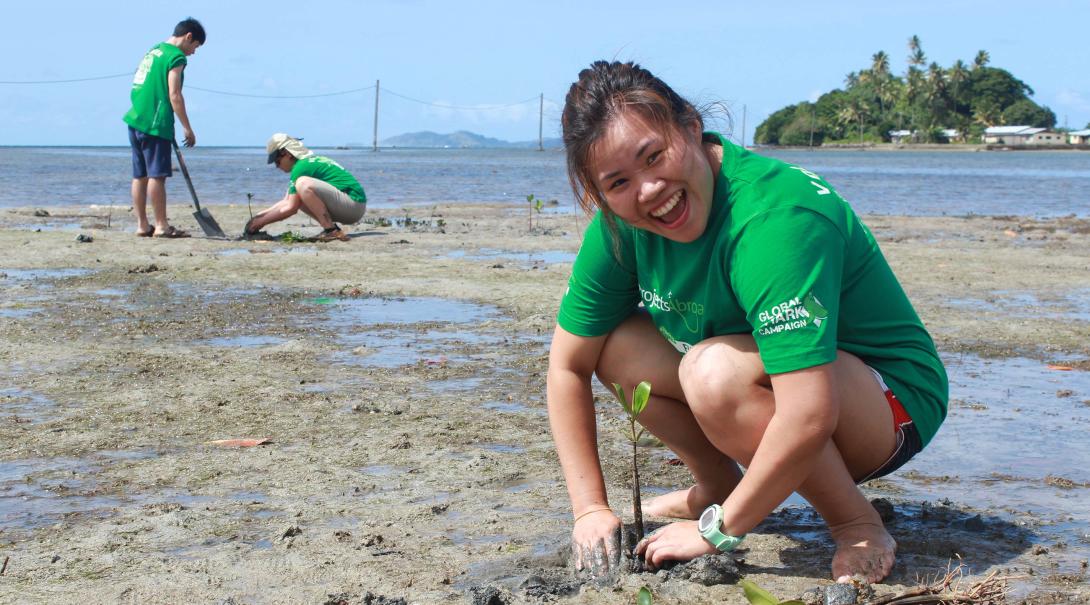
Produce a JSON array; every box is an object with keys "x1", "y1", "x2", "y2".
[{"x1": 193, "y1": 208, "x2": 228, "y2": 238}]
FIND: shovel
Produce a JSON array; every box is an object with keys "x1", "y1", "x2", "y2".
[{"x1": 172, "y1": 139, "x2": 228, "y2": 238}]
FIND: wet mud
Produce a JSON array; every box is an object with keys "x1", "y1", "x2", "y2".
[{"x1": 0, "y1": 204, "x2": 1088, "y2": 604}]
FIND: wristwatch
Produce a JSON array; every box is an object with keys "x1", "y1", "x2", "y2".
[{"x1": 698, "y1": 504, "x2": 745, "y2": 552}]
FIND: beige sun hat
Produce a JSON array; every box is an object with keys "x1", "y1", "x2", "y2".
[{"x1": 266, "y1": 133, "x2": 312, "y2": 164}]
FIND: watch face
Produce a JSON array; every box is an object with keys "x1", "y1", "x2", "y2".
[{"x1": 698, "y1": 506, "x2": 716, "y2": 532}]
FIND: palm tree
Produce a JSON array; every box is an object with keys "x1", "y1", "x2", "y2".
[
  {"x1": 973, "y1": 99, "x2": 1002, "y2": 127},
  {"x1": 871, "y1": 51, "x2": 891, "y2": 77},
  {"x1": 844, "y1": 71, "x2": 860, "y2": 89},
  {"x1": 973, "y1": 50, "x2": 990, "y2": 70},
  {"x1": 908, "y1": 35, "x2": 927, "y2": 67},
  {"x1": 866, "y1": 51, "x2": 894, "y2": 113},
  {"x1": 924, "y1": 62, "x2": 950, "y2": 138},
  {"x1": 837, "y1": 97, "x2": 870, "y2": 145},
  {"x1": 878, "y1": 78, "x2": 903, "y2": 118},
  {"x1": 948, "y1": 60, "x2": 970, "y2": 103}
]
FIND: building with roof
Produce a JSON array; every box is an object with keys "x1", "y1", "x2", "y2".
[
  {"x1": 888, "y1": 129, "x2": 913, "y2": 144},
  {"x1": 887, "y1": 128, "x2": 961, "y2": 143},
  {"x1": 983, "y1": 126, "x2": 1065, "y2": 145},
  {"x1": 940, "y1": 128, "x2": 962, "y2": 142},
  {"x1": 1068, "y1": 129, "x2": 1090, "y2": 145}
]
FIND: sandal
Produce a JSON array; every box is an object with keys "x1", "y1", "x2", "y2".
[
  {"x1": 153, "y1": 226, "x2": 191, "y2": 239},
  {"x1": 316, "y1": 225, "x2": 350, "y2": 242},
  {"x1": 136, "y1": 226, "x2": 155, "y2": 237}
]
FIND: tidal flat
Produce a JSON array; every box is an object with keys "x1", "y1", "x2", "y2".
[{"x1": 0, "y1": 203, "x2": 1088, "y2": 604}]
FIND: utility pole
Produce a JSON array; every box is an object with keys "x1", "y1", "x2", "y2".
[
  {"x1": 741, "y1": 104, "x2": 747, "y2": 148},
  {"x1": 538, "y1": 93, "x2": 544, "y2": 151},
  {"x1": 372, "y1": 79, "x2": 380, "y2": 152},
  {"x1": 809, "y1": 106, "x2": 816, "y2": 147}
]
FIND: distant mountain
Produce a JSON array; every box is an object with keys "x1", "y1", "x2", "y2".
[{"x1": 380, "y1": 130, "x2": 562, "y2": 149}]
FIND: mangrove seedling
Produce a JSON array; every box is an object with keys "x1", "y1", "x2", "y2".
[
  {"x1": 526, "y1": 194, "x2": 545, "y2": 232},
  {"x1": 740, "y1": 580, "x2": 804, "y2": 605},
  {"x1": 613, "y1": 380, "x2": 651, "y2": 541},
  {"x1": 279, "y1": 230, "x2": 308, "y2": 243}
]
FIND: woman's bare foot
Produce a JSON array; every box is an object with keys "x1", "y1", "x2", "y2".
[
  {"x1": 643, "y1": 484, "x2": 723, "y2": 520},
  {"x1": 829, "y1": 520, "x2": 896, "y2": 583}
]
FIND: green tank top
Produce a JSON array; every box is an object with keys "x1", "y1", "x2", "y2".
[
  {"x1": 557, "y1": 133, "x2": 948, "y2": 445},
  {"x1": 122, "y1": 42, "x2": 187, "y2": 139}
]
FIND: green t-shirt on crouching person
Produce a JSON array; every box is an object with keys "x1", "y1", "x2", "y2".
[
  {"x1": 288, "y1": 155, "x2": 366, "y2": 203},
  {"x1": 556, "y1": 133, "x2": 948, "y2": 446}
]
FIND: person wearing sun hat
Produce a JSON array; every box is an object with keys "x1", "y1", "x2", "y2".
[{"x1": 243, "y1": 133, "x2": 367, "y2": 242}]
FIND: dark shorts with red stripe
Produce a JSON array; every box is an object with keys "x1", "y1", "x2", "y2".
[{"x1": 857, "y1": 381, "x2": 923, "y2": 483}]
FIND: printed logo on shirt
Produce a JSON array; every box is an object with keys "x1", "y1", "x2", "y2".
[
  {"x1": 659, "y1": 326, "x2": 693, "y2": 354},
  {"x1": 757, "y1": 291, "x2": 828, "y2": 336},
  {"x1": 132, "y1": 49, "x2": 162, "y2": 86},
  {"x1": 639, "y1": 286, "x2": 703, "y2": 333}
]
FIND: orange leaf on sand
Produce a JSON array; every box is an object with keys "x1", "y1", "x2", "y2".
[
  {"x1": 208, "y1": 438, "x2": 271, "y2": 447},
  {"x1": 1047, "y1": 364, "x2": 1074, "y2": 371}
]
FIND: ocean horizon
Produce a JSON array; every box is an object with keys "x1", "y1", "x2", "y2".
[{"x1": 4, "y1": 146, "x2": 1088, "y2": 216}]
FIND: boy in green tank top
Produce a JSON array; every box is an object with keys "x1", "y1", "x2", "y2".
[{"x1": 122, "y1": 17, "x2": 205, "y2": 238}]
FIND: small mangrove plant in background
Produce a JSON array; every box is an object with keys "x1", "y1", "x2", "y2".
[
  {"x1": 526, "y1": 194, "x2": 544, "y2": 232},
  {"x1": 613, "y1": 380, "x2": 651, "y2": 541}
]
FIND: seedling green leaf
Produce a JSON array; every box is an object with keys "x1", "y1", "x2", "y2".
[
  {"x1": 526, "y1": 194, "x2": 546, "y2": 232},
  {"x1": 637, "y1": 585, "x2": 653, "y2": 605},
  {"x1": 740, "y1": 580, "x2": 781, "y2": 605},
  {"x1": 612, "y1": 382, "x2": 632, "y2": 416},
  {"x1": 615, "y1": 381, "x2": 653, "y2": 542},
  {"x1": 632, "y1": 381, "x2": 651, "y2": 417}
]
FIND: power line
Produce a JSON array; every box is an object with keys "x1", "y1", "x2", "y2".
[
  {"x1": 0, "y1": 72, "x2": 131, "y2": 84},
  {"x1": 0, "y1": 72, "x2": 543, "y2": 110},
  {"x1": 187, "y1": 85, "x2": 375, "y2": 99},
  {"x1": 382, "y1": 88, "x2": 541, "y2": 110}
]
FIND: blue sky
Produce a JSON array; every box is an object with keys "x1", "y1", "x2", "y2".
[{"x1": 2, "y1": 0, "x2": 1088, "y2": 146}]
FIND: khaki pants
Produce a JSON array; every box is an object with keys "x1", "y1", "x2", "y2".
[{"x1": 309, "y1": 179, "x2": 366, "y2": 224}]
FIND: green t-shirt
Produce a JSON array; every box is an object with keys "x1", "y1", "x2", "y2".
[
  {"x1": 122, "y1": 42, "x2": 187, "y2": 140},
  {"x1": 288, "y1": 155, "x2": 367, "y2": 203},
  {"x1": 557, "y1": 133, "x2": 948, "y2": 445}
]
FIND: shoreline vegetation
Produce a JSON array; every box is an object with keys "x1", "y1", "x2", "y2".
[
  {"x1": 754, "y1": 142, "x2": 1090, "y2": 152},
  {"x1": 754, "y1": 36, "x2": 1083, "y2": 148},
  {"x1": 0, "y1": 202, "x2": 1088, "y2": 603}
]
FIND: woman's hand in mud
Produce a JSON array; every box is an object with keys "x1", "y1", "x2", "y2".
[
  {"x1": 634, "y1": 520, "x2": 716, "y2": 570},
  {"x1": 571, "y1": 508, "x2": 623, "y2": 578}
]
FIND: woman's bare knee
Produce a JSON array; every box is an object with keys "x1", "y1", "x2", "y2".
[
  {"x1": 294, "y1": 176, "x2": 316, "y2": 194},
  {"x1": 679, "y1": 336, "x2": 766, "y2": 411}
]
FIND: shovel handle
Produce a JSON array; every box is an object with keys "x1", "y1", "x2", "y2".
[{"x1": 172, "y1": 139, "x2": 202, "y2": 213}]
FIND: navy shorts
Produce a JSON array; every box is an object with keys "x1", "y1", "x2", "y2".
[
  {"x1": 857, "y1": 379, "x2": 924, "y2": 483},
  {"x1": 128, "y1": 126, "x2": 172, "y2": 179}
]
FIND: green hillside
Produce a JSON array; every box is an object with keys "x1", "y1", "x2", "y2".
[{"x1": 755, "y1": 36, "x2": 1056, "y2": 146}]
